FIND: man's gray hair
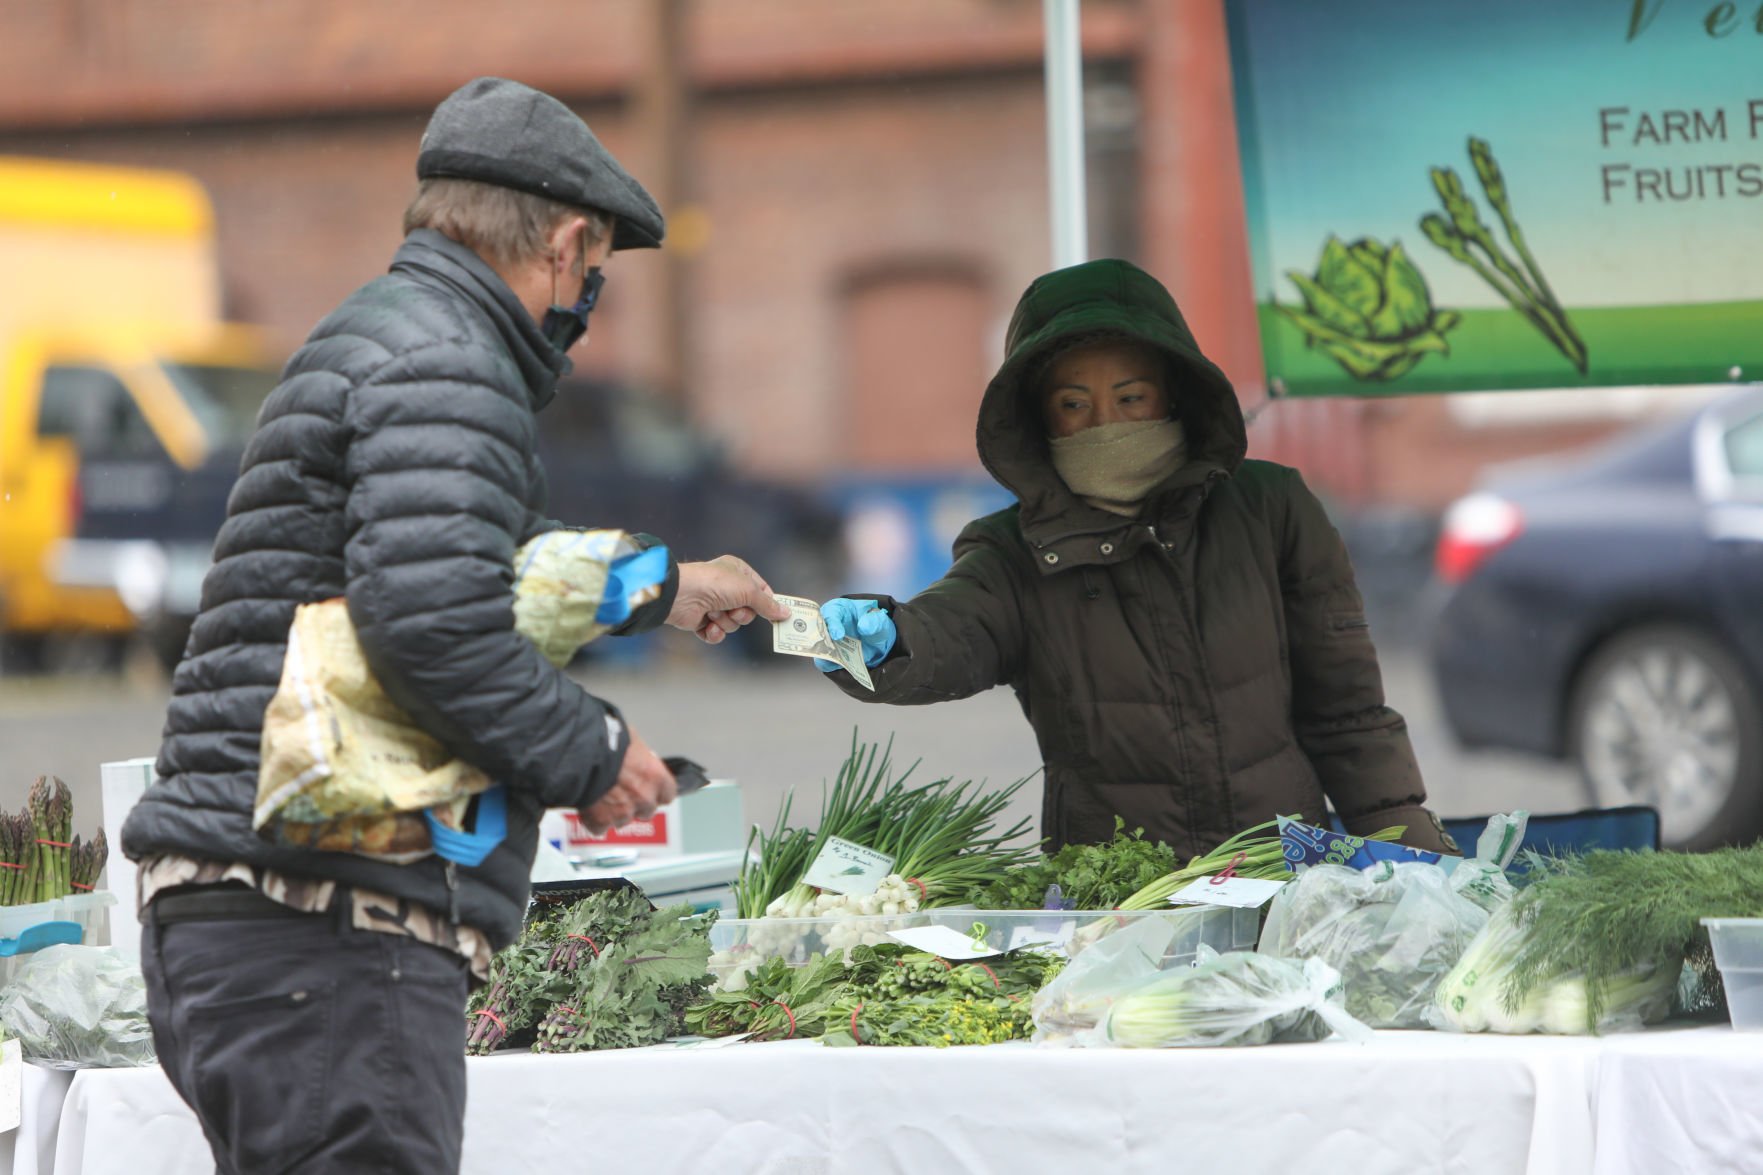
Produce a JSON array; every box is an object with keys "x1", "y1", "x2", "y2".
[{"x1": 403, "y1": 177, "x2": 614, "y2": 268}]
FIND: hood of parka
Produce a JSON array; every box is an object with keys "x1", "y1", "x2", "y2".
[{"x1": 977, "y1": 259, "x2": 1248, "y2": 547}]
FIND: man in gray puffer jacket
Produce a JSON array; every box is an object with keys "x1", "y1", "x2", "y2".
[{"x1": 122, "y1": 78, "x2": 786, "y2": 1174}]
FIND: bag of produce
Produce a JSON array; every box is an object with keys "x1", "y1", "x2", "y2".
[
  {"x1": 0, "y1": 945, "x2": 155, "y2": 1069},
  {"x1": 1428, "y1": 902, "x2": 1678, "y2": 1035},
  {"x1": 1090, "y1": 946, "x2": 1370, "y2": 1048},
  {"x1": 1260, "y1": 812, "x2": 1527, "y2": 1028},
  {"x1": 255, "y1": 529, "x2": 667, "y2": 862},
  {"x1": 1031, "y1": 911, "x2": 1174, "y2": 1043},
  {"x1": 1259, "y1": 861, "x2": 1490, "y2": 1028}
]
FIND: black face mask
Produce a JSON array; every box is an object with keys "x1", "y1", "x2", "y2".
[{"x1": 541, "y1": 266, "x2": 605, "y2": 353}]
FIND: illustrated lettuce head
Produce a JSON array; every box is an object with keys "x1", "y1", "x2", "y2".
[{"x1": 1278, "y1": 236, "x2": 1461, "y2": 381}]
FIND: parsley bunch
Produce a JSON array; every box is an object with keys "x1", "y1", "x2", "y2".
[{"x1": 969, "y1": 818, "x2": 1177, "y2": 910}]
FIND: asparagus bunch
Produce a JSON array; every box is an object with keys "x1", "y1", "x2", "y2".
[
  {"x1": 70, "y1": 829, "x2": 107, "y2": 892},
  {"x1": 0, "y1": 812, "x2": 32, "y2": 906},
  {"x1": 26, "y1": 777, "x2": 74, "y2": 904},
  {"x1": 1420, "y1": 137, "x2": 1587, "y2": 374}
]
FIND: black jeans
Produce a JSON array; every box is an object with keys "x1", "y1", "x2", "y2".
[{"x1": 141, "y1": 896, "x2": 470, "y2": 1175}]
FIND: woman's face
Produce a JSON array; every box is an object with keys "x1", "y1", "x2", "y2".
[{"x1": 1042, "y1": 341, "x2": 1170, "y2": 438}]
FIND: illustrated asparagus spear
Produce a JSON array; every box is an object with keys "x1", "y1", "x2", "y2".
[
  {"x1": 1420, "y1": 141, "x2": 1587, "y2": 374},
  {"x1": 1469, "y1": 142, "x2": 1558, "y2": 312},
  {"x1": 1420, "y1": 214, "x2": 1555, "y2": 340}
]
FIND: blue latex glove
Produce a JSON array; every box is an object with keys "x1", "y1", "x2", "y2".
[{"x1": 815, "y1": 598, "x2": 897, "y2": 672}]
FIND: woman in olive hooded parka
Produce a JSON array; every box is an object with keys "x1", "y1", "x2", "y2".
[{"x1": 817, "y1": 259, "x2": 1458, "y2": 859}]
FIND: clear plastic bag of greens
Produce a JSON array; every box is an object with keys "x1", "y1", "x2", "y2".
[
  {"x1": 1428, "y1": 903, "x2": 1679, "y2": 1035},
  {"x1": 1031, "y1": 912, "x2": 1174, "y2": 1044},
  {"x1": 1088, "y1": 946, "x2": 1371, "y2": 1048},
  {"x1": 1259, "y1": 860, "x2": 1489, "y2": 1029},
  {"x1": 1258, "y1": 812, "x2": 1527, "y2": 1029},
  {"x1": 0, "y1": 945, "x2": 156, "y2": 1069}
]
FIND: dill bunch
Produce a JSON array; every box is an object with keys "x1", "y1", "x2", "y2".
[{"x1": 1505, "y1": 846, "x2": 1763, "y2": 1026}]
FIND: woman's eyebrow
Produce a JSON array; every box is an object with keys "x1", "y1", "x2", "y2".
[
  {"x1": 1051, "y1": 381, "x2": 1092, "y2": 394},
  {"x1": 1111, "y1": 376, "x2": 1155, "y2": 390}
]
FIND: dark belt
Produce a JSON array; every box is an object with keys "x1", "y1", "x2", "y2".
[{"x1": 151, "y1": 885, "x2": 320, "y2": 924}]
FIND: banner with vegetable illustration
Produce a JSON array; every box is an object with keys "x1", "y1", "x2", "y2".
[{"x1": 1225, "y1": 0, "x2": 1763, "y2": 396}]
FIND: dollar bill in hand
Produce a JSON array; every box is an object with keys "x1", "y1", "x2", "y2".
[{"x1": 771, "y1": 594, "x2": 874, "y2": 691}]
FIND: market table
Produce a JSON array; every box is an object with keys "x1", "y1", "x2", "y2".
[{"x1": 5, "y1": 1025, "x2": 1758, "y2": 1175}]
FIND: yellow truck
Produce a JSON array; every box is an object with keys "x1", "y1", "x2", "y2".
[{"x1": 0, "y1": 156, "x2": 279, "y2": 671}]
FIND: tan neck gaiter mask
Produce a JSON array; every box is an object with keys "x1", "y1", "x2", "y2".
[{"x1": 1048, "y1": 419, "x2": 1189, "y2": 517}]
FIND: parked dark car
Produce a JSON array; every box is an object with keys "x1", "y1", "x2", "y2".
[{"x1": 1429, "y1": 388, "x2": 1763, "y2": 848}]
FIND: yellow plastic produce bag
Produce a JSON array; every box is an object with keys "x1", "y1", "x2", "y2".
[{"x1": 254, "y1": 529, "x2": 664, "y2": 862}]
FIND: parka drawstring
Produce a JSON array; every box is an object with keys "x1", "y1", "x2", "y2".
[{"x1": 1081, "y1": 567, "x2": 1101, "y2": 601}]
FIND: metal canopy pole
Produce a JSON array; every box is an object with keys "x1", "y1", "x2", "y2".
[{"x1": 1043, "y1": 0, "x2": 1088, "y2": 270}]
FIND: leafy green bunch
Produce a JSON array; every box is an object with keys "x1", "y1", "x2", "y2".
[
  {"x1": 683, "y1": 942, "x2": 1065, "y2": 1047},
  {"x1": 1278, "y1": 235, "x2": 1461, "y2": 381},
  {"x1": 465, "y1": 889, "x2": 714, "y2": 1055},
  {"x1": 969, "y1": 817, "x2": 1176, "y2": 910},
  {"x1": 1499, "y1": 845, "x2": 1763, "y2": 1029}
]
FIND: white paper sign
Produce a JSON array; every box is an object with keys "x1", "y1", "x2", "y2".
[
  {"x1": 1167, "y1": 875, "x2": 1288, "y2": 909},
  {"x1": 0, "y1": 1040, "x2": 19, "y2": 1134},
  {"x1": 801, "y1": 836, "x2": 895, "y2": 896},
  {"x1": 888, "y1": 923, "x2": 1004, "y2": 960}
]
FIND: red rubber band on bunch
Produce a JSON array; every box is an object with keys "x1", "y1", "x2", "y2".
[
  {"x1": 773, "y1": 1000, "x2": 797, "y2": 1039},
  {"x1": 472, "y1": 1009, "x2": 507, "y2": 1031},
  {"x1": 904, "y1": 877, "x2": 928, "y2": 901},
  {"x1": 850, "y1": 1002, "x2": 864, "y2": 1043},
  {"x1": 558, "y1": 1006, "x2": 581, "y2": 1019},
  {"x1": 967, "y1": 962, "x2": 1001, "y2": 989},
  {"x1": 0, "y1": 862, "x2": 24, "y2": 871},
  {"x1": 568, "y1": 934, "x2": 602, "y2": 957},
  {"x1": 35, "y1": 839, "x2": 73, "y2": 849},
  {"x1": 70, "y1": 881, "x2": 93, "y2": 890}
]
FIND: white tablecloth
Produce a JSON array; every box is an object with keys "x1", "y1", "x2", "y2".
[{"x1": 5, "y1": 1026, "x2": 1758, "y2": 1175}]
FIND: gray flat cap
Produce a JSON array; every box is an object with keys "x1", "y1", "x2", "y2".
[{"x1": 417, "y1": 77, "x2": 665, "y2": 251}]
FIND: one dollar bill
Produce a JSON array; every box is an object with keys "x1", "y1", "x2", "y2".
[{"x1": 771, "y1": 594, "x2": 874, "y2": 691}]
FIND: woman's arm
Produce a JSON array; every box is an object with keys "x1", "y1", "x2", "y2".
[
  {"x1": 823, "y1": 523, "x2": 1028, "y2": 706},
  {"x1": 1277, "y1": 468, "x2": 1458, "y2": 853}
]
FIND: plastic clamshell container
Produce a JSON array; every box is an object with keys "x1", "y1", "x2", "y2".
[
  {"x1": 58, "y1": 892, "x2": 117, "y2": 947},
  {"x1": 1701, "y1": 917, "x2": 1763, "y2": 1031},
  {"x1": 708, "y1": 911, "x2": 933, "y2": 984},
  {"x1": 0, "y1": 900, "x2": 67, "y2": 944},
  {"x1": 0, "y1": 894, "x2": 119, "y2": 989},
  {"x1": 924, "y1": 905, "x2": 1261, "y2": 967}
]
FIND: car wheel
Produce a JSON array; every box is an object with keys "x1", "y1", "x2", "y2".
[{"x1": 1569, "y1": 624, "x2": 1763, "y2": 849}]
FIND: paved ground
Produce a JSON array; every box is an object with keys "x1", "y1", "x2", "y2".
[{"x1": 0, "y1": 644, "x2": 1584, "y2": 859}]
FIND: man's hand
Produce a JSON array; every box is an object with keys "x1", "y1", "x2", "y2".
[
  {"x1": 667, "y1": 554, "x2": 791, "y2": 644},
  {"x1": 578, "y1": 728, "x2": 677, "y2": 835}
]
